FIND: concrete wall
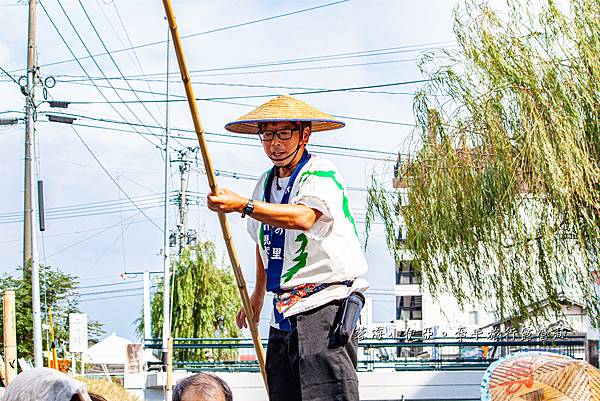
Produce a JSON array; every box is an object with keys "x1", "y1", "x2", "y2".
[{"x1": 142, "y1": 370, "x2": 484, "y2": 401}]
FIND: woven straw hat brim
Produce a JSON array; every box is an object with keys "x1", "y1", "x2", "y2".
[{"x1": 224, "y1": 95, "x2": 345, "y2": 134}]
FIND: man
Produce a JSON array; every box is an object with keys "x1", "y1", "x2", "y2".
[
  {"x1": 172, "y1": 373, "x2": 233, "y2": 401},
  {"x1": 207, "y1": 95, "x2": 368, "y2": 401}
]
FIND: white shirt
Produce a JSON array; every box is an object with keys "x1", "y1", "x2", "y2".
[{"x1": 247, "y1": 155, "x2": 369, "y2": 329}]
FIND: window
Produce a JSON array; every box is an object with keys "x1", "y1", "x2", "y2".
[
  {"x1": 396, "y1": 296, "x2": 422, "y2": 320},
  {"x1": 469, "y1": 311, "x2": 479, "y2": 326},
  {"x1": 396, "y1": 260, "x2": 421, "y2": 285}
]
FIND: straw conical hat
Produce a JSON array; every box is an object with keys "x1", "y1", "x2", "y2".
[
  {"x1": 224, "y1": 94, "x2": 344, "y2": 134},
  {"x1": 481, "y1": 351, "x2": 600, "y2": 401}
]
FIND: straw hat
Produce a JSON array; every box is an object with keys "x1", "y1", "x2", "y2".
[
  {"x1": 224, "y1": 94, "x2": 345, "y2": 134},
  {"x1": 481, "y1": 351, "x2": 600, "y2": 401}
]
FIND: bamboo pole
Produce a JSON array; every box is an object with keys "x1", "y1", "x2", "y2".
[
  {"x1": 166, "y1": 337, "x2": 173, "y2": 401},
  {"x1": 3, "y1": 290, "x2": 17, "y2": 384},
  {"x1": 160, "y1": 0, "x2": 268, "y2": 390}
]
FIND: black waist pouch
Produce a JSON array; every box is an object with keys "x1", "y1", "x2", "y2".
[{"x1": 333, "y1": 292, "x2": 365, "y2": 346}]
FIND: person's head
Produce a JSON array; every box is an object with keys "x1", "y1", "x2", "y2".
[
  {"x1": 224, "y1": 94, "x2": 345, "y2": 169},
  {"x1": 257, "y1": 121, "x2": 311, "y2": 168},
  {"x1": 172, "y1": 373, "x2": 233, "y2": 401}
]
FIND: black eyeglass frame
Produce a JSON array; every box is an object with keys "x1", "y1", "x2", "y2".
[{"x1": 257, "y1": 128, "x2": 299, "y2": 142}]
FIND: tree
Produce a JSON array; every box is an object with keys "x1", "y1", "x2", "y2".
[
  {"x1": 137, "y1": 241, "x2": 241, "y2": 361},
  {"x1": 0, "y1": 264, "x2": 104, "y2": 360},
  {"x1": 367, "y1": 0, "x2": 599, "y2": 325}
]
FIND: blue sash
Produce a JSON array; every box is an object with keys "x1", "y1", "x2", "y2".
[{"x1": 262, "y1": 150, "x2": 311, "y2": 330}]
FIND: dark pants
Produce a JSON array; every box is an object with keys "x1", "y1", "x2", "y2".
[{"x1": 266, "y1": 301, "x2": 359, "y2": 401}]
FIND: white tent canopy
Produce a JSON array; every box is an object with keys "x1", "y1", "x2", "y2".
[{"x1": 83, "y1": 332, "x2": 132, "y2": 365}]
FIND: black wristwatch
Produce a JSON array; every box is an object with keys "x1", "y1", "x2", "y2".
[{"x1": 241, "y1": 199, "x2": 254, "y2": 218}]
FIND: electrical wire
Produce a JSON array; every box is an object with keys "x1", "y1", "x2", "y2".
[
  {"x1": 65, "y1": 80, "x2": 429, "y2": 105},
  {"x1": 43, "y1": 211, "x2": 140, "y2": 259},
  {"x1": 79, "y1": 280, "x2": 143, "y2": 290},
  {"x1": 0, "y1": 65, "x2": 20, "y2": 86},
  {"x1": 38, "y1": 0, "x2": 163, "y2": 150},
  {"x1": 80, "y1": 287, "x2": 143, "y2": 297},
  {"x1": 0, "y1": 195, "x2": 164, "y2": 223},
  {"x1": 79, "y1": 292, "x2": 143, "y2": 303},
  {"x1": 54, "y1": 41, "x2": 454, "y2": 81},
  {"x1": 98, "y1": 0, "x2": 165, "y2": 120},
  {"x1": 26, "y1": 0, "x2": 352, "y2": 72},
  {"x1": 54, "y1": 120, "x2": 395, "y2": 162},
  {"x1": 61, "y1": 79, "x2": 420, "y2": 97},
  {"x1": 71, "y1": 125, "x2": 163, "y2": 231},
  {"x1": 77, "y1": 0, "x2": 168, "y2": 134},
  {"x1": 39, "y1": 109, "x2": 402, "y2": 159}
]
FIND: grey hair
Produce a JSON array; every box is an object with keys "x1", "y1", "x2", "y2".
[{"x1": 172, "y1": 373, "x2": 233, "y2": 401}]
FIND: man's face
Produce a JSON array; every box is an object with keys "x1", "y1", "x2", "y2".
[{"x1": 259, "y1": 121, "x2": 310, "y2": 166}]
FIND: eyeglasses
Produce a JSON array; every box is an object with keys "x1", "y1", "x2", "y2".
[{"x1": 257, "y1": 128, "x2": 298, "y2": 141}]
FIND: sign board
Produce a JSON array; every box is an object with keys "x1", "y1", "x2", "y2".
[
  {"x1": 125, "y1": 343, "x2": 144, "y2": 374},
  {"x1": 69, "y1": 313, "x2": 88, "y2": 353}
]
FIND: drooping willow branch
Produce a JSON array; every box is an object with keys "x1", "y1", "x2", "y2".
[{"x1": 367, "y1": 0, "x2": 599, "y2": 327}]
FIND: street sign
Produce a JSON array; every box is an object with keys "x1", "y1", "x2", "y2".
[{"x1": 69, "y1": 313, "x2": 88, "y2": 353}]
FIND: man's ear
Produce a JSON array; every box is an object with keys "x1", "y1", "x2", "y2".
[{"x1": 302, "y1": 127, "x2": 311, "y2": 144}]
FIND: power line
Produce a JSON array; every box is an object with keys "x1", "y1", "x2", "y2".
[
  {"x1": 101, "y1": 0, "x2": 165, "y2": 121},
  {"x1": 0, "y1": 203, "x2": 163, "y2": 224},
  {"x1": 197, "y1": 97, "x2": 417, "y2": 128},
  {"x1": 80, "y1": 286, "x2": 143, "y2": 297},
  {"x1": 79, "y1": 280, "x2": 143, "y2": 290},
  {"x1": 25, "y1": 0, "x2": 352, "y2": 72},
  {"x1": 79, "y1": 292, "x2": 143, "y2": 303},
  {"x1": 71, "y1": 125, "x2": 163, "y2": 232},
  {"x1": 0, "y1": 65, "x2": 20, "y2": 86},
  {"x1": 76, "y1": 0, "x2": 165, "y2": 131},
  {"x1": 42, "y1": 118, "x2": 396, "y2": 162},
  {"x1": 0, "y1": 218, "x2": 157, "y2": 243},
  {"x1": 41, "y1": 110, "x2": 402, "y2": 157},
  {"x1": 54, "y1": 41, "x2": 453, "y2": 82},
  {"x1": 62, "y1": 58, "x2": 420, "y2": 82},
  {"x1": 60, "y1": 79, "x2": 420, "y2": 97},
  {"x1": 38, "y1": 0, "x2": 163, "y2": 150},
  {"x1": 65, "y1": 80, "x2": 429, "y2": 105},
  {"x1": 0, "y1": 192, "x2": 163, "y2": 216},
  {"x1": 0, "y1": 195, "x2": 164, "y2": 222},
  {"x1": 166, "y1": 58, "x2": 418, "y2": 78},
  {"x1": 43, "y1": 211, "x2": 139, "y2": 259}
]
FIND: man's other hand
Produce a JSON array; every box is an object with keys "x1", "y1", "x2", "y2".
[{"x1": 236, "y1": 292, "x2": 264, "y2": 329}]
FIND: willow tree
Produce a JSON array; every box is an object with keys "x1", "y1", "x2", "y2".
[
  {"x1": 137, "y1": 241, "x2": 241, "y2": 361},
  {"x1": 367, "y1": 0, "x2": 599, "y2": 326}
]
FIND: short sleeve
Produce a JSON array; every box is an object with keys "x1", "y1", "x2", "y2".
[{"x1": 291, "y1": 160, "x2": 346, "y2": 240}]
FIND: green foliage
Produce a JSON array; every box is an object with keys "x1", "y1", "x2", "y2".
[
  {"x1": 137, "y1": 241, "x2": 241, "y2": 361},
  {"x1": 367, "y1": 0, "x2": 599, "y2": 325},
  {"x1": 0, "y1": 264, "x2": 104, "y2": 360}
]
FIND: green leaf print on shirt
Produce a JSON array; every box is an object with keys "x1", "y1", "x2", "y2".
[
  {"x1": 281, "y1": 233, "x2": 308, "y2": 283},
  {"x1": 298, "y1": 170, "x2": 358, "y2": 237}
]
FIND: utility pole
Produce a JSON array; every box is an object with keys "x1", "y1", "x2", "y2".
[
  {"x1": 170, "y1": 147, "x2": 199, "y2": 260},
  {"x1": 162, "y1": 21, "x2": 173, "y2": 401},
  {"x1": 177, "y1": 160, "x2": 189, "y2": 259},
  {"x1": 24, "y1": 0, "x2": 43, "y2": 368}
]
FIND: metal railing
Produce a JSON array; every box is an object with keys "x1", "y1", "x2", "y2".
[{"x1": 144, "y1": 335, "x2": 585, "y2": 372}]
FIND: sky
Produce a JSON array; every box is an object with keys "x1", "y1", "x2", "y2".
[{"x1": 0, "y1": 0, "x2": 460, "y2": 341}]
